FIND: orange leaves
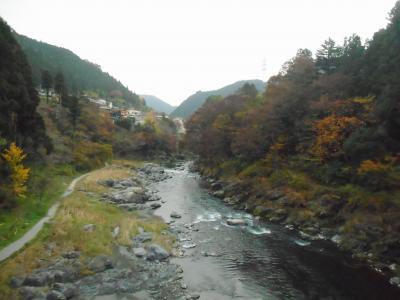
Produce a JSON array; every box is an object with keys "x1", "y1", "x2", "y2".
[
  {"x1": 1, "y1": 143, "x2": 30, "y2": 198},
  {"x1": 312, "y1": 115, "x2": 362, "y2": 161},
  {"x1": 357, "y1": 160, "x2": 389, "y2": 175}
]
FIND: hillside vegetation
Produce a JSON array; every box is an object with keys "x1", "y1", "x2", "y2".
[
  {"x1": 170, "y1": 79, "x2": 265, "y2": 119},
  {"x1": 185, "y1": 2, "x2": 400, "y2": 270},
  {"x1": 0, "y1": 18, "x2": 178, "y2": 249},
  {"x1": 15, "y1": 34, "x2": 144, "y2": 109}
]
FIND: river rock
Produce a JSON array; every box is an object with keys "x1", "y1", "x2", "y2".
[
  {"x1": 146, "y1": 244, "x2": 169, "y2": 261},
  {"x1": 390, "y1": 277, "x2": 400, "y2": 286},
  {"x1": 150, "y1": 202, "x2": 161, "y2": 209},
  {"x1": 131, "y1": 290, "x2": 154, "y2": 300},
  {"x1": 82, "y1": 224, "x2": 96, "y2": 232},
  {"x1": 19, "y1": 286, "x2": 46, "y2": 300},
  {"x1": 62, "y1": 251, "x2": 80, "y2": 259},
  {"x1": 52, "y1": 282, "x2": 78, "y2": 299},
  {"x1": 171, "y1": 212, "x2": 182, "y2": 218},
  {"x1": 210, "y1": 182, "x2": 222, "y2": 190},
  {"x1": 98, "y1": 178, "x2": 114, "y2": 187},
  {"x1": 133, "y1": 232, "x2": 153, "y2": 243},
  {"x1": 46, "y1": 290, "x2": 67, "y2": 300},
  {"x1": 9, "y1": 276, "x2": 25, "y2": 288},
  {"x1": 23, "y1": 272, "x2": 50, "y2": 287},
  {"x1": 182, "y1": 243, "x2": 197, "y2": 249},
  {"x1": 227, "y1": 218, "x2": 246, "y2": 226},
  {"x1": 88, "y1": 255, "x2": 113, "y2": 273},
  {"x1": 331, "y1": 234, "x2": 342, "y2": 244},
  {"x1": 119, "y1": 179, "x2": 135, "y2": 187},
  {"x1": 213, "y1": 190, "x2": 225, "y2": 198},
  {"x1": 133, "y1": 247, "x2": 147, "y2": 257}
]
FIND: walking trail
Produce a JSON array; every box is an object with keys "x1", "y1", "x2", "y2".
[{"x1": 0, "y1": 172, "x2": 90, "y2": 263}]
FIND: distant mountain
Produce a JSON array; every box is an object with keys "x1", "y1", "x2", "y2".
[
  {"x1": 170, "y1": 79, "x2": 265, "y2": 119},
  {"x1": 15, "y1": 34, "x2": 144, "y2": 109},
  {"x1": 141, "y1": 95, "x2": 176, "y2": 114}
]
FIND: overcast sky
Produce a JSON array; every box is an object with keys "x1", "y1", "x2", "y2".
[{"x1": 1, "y1": 0, "x2": 397, "y2": 105}]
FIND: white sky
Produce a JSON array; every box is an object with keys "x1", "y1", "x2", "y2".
[{"x1": 0, "y1": 0, "x2": 397, "y2": 105}]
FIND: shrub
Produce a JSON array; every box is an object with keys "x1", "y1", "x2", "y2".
[
  {"x1": 356, "y1": 159, "x2": 399, "y2": 190},
  {"x1": 73, "y1": 141, "x2": 113, "y2": 171},
  {"x1": 269, "y1": 169, "x2": 311, "y2": 190}
]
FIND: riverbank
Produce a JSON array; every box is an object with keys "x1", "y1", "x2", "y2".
[
  {"x1": 0, "y1": 160, "x2": 196, "y2": 299},
  {"x1": 193, "y1": 161, "x2": 400, "y2": 289}
]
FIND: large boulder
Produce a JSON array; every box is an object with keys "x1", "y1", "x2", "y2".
[{"x1": 146, "y1": 244, "x2": 169, "y2": 261}]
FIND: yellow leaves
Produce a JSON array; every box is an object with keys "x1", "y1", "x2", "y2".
[
  {"x1": 312, "y1": 115, "x2": 362, "y2": 161},
  {"x1": 1, "y1": 143, "x2": 30, "y2": 198},
  {"x1": 357, "y1": 160, "x2": 390, "y2": 175},
  {"x1": 2, "y1": 143, "x2": 26, "y2": 166},
  {"x1": 353, "y1": 96, "x2": 374, "y2": 105}
]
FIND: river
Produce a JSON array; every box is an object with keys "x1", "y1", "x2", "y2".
[{"x1": 149, "y1": 163, "x2": 400, "y2": 300}]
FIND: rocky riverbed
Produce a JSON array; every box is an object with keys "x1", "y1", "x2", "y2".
[
  {"x1": 7, "y1": 162, "x2": 200, "y2": 300},
  {"x1": 7, "y1": 161, "x2": 400, "y2": 299}
]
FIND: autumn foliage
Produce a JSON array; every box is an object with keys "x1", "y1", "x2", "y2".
[
  {"x1": 1, "y1": 143, "x2": 30, "y2": 199},
  {"x1": 312, "y1": 115, "x2": 362, "y2": 161},
  {"x1": 185, "y1": 10, "x2": 400, "y2": 191}
]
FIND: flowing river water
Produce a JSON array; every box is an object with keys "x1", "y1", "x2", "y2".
[{"x1": 149, "y1": 163, "x2": 400, "y2": 300}]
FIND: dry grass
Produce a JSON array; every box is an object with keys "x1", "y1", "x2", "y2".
[{"x1": 0, "y1": 160, "x2": 173, "y2": 298}]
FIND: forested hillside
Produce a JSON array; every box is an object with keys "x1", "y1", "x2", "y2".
[
  {"x1": 15, "y1": 34, "x2": 144, "y2": 109},
  {"x1": 185, "y1": 2, "x2": 400, "y2": 268},
  {"x1": 0, "y1": 17, "x2": 178, "y2": 250},
  {"x1": 170, "y1": 79, "x2": 265, "y2": 119}
]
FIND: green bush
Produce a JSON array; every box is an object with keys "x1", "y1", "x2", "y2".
[
  {"x1": 73, "y1": 141, "x2": 113, "y2": 171},
  {"x1": 269, "y1": 169, "x2": 311, "y2": 190}
]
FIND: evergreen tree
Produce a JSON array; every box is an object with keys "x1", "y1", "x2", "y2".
[
  {"x1": 238, "y1": 83, "x2": 258, "y2": 99},
  {"x1": 0, "y1": 18, "x2": 50, "y2": 152},
  {"x1": 68, "y1": 96, "x2": 80, "y2": 131},
  {"x1": 54, "y1": 71, "x2": 68, "y2": 107},
  {"x1": 41, "y1": 69, "x2": 53, "y2": 103},
  {"x1": 316, "y1": 38, "x2": 343, "y2": 73}
]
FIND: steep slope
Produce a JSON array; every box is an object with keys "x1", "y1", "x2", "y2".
[
  {"x1": 141, "y1": 95, "x2": 176, "y2": 114},
  {"x1": 15, "y1": 34, "x2": 144, "y2": 109},
  {"x1": 170, "y1": 79, "x2": 265, "y2": 119},
  {"x1": 0, "y1": 19, "x2": 49, "y2": 152}
]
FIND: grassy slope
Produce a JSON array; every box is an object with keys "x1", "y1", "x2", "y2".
[
  {"x1": 0, "y1": 164, "x2": 77, "y2": 250},
  {"x1": 0, "y1": 160, "x2": 174, "y2": 298}
]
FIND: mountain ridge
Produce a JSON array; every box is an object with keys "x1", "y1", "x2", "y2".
[
  {"x1": 170, "y1": 79, "x2": 265, "y2": 119},
  {"x1": 141, "y1": 94, "x2": 176, "y2": 114}
]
